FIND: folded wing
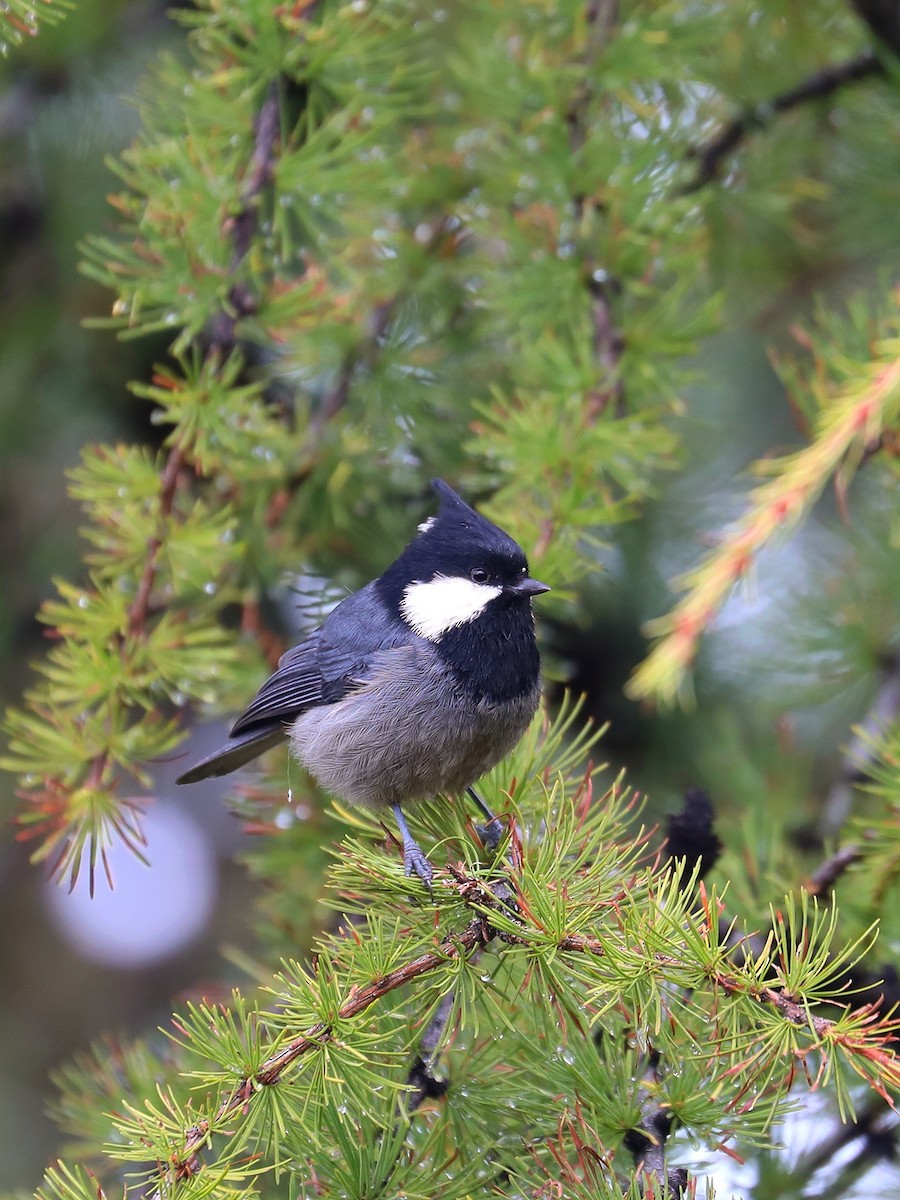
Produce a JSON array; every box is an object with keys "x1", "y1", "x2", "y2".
[{"x1": 176, "y1": 583, "x2": 410, "y2": 785}]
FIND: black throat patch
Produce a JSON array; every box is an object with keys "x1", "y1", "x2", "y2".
[{"x1": 434, "y1": 597, "x2": 540, "y2": 703}]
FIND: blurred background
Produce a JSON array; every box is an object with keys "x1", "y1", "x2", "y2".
[{"x1": 1, "y1": 0, "x2": 899, "y2": 1189}]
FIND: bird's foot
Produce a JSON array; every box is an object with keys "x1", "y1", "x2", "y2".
[
  {"x1": 475, "y1": 817, "x2": 504, "y2": 851},
  {"x1": 392, "y1": 804, "x2": 433, "y2": 889},
  {"x1": 403, "y1": 841, "x2": 434, "y2": 889}
]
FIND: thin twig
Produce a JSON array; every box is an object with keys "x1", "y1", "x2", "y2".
[
  {"x1": 807, "y1": 845, "x2": 862, "y2": 897},
  {"x1": 209, "y1": 81, "x2": 281, "y2": 352},
  {"x1": 567, "y1": 0, "x2": 626, "y2": 419},
  {"x1": 56, "y1": 86, "x2": 283, "y2": 896},
  {"x1": 684, "y1": 49, "x2": 883, "y2": 193},
  {"x1": 314, "y1": 295, "x2": 398, "y2": 429},
  {"x1": 126, "y1": 443, "x2": 186, "y2": 639}
]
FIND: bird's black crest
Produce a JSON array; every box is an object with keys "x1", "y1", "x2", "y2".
[
  {"x1": 423, "y1": 478, "x2": 525, "y2": 560},
  {"x1": 376, "y1": 479, "x2": 529, "y2": 608}
]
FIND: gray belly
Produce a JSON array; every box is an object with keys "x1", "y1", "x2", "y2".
[{"x1": 288, "y1": 643, "x2": 540, "y2": 810}]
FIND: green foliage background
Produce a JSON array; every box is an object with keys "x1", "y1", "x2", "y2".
[{"x1": 0, "y1": 0, "x2": 899, "y2": 1196}]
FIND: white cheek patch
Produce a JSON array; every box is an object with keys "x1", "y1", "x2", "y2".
[{"x1": 401, "y1": 574, "x2": 502, "y2": 641}]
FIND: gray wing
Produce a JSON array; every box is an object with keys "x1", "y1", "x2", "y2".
[
  {"x1": 176, "y1": 583, "x2": 410, "y2": 785},
  {"x1": 229, "y1": 634, "x2": 328, "y2": 735}
]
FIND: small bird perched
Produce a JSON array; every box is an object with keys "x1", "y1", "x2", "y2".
[{"x1": 176, "y1": 479, "x2": 549, "y2": 884}]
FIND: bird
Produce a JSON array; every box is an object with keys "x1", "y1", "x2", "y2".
[{"x1": 176, "y1": 479, "x2": 549, "y2": 885}]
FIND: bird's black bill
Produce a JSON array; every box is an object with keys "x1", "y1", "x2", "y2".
[{"x1": 509, "y1": 577, "x2": 551, "y2": 597}]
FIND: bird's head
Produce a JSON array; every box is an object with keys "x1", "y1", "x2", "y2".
[{"x1": 380, "y1": 479, "x2": 550, "y2": 642}]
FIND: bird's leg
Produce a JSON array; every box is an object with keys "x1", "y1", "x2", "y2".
[
  {"x1": 391, "y1": 803, "x2": 433, "y2": 887},
  {"x1": 467, "y1": 786, "x2": 503, "y2": 850}
]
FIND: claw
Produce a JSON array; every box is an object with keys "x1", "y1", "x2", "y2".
[{"x1": 403, "y1": 842, "x2": 434, "y2": 887}]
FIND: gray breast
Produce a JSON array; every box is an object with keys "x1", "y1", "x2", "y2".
[{"x1": 288, "y1": 642, "x2": 540, "y2": 810}]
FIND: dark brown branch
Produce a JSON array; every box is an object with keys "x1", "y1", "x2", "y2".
[
  {"x1": 208, "y1": 81, "x2": 281, "y2": 353},
  {"x1": 684, "y1": 49, "x2": 884, "y2": 193},
  {"x1": 566, "y1": 0, "x2": 626, "y2": 419},
  {"x1": 126, "y1": 443, "x2": 186, "y2": 640},
  {"x1": 314, "y1": 294, "x2": 398, "y2": 430},
  {"x1": 807, "y1": 844, "x2": 862, "y2": 897},
  {"x1": 794, "y1": 1099, "x2": 893, "y2": 1178},
  {"x1": 622, "y1": 1048, "x2": 689, "y2": 1197}
]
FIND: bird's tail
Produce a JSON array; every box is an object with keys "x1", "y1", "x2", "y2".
[{"x1": 175, "y1": 721, "x2": 286, "y2": 784}]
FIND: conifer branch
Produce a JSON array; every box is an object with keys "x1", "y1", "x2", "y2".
[
  {"x1": 253, "y1": 917, "x2": 491, "y2": 1087},
  {"x1": 150, "y1": 861, "x2": 900, "y2": 1184},
  {"x1": 6, "y1": 79, "x2": 287, "y2": 893},
  {"x1": 0, "y1": 0, "x2": 72, "y2": 46},
  {"x1": 684, "y1": 49, "x2": 884, "y2": 193},
  {"x1": 627, "y1": 336, "x2": 900, "y2": 705},
  {"x1": 125, "y1": 443, "x2": 186, "y2": 640},
  {"x1": 167, "y1": 911, "x2": 495, "y2": 1174}
]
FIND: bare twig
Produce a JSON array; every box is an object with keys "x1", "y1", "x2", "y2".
[
  {"x1": 807, "y1": 844, "x2": 862, "y2": 897},
  {"x1": 314, "y1": 295, "x2": 398, "y2": 430},
  {"x1": 684, "y1": 49, "x2": 883, "y2": 193},
  {"x1": 622, "y1": 1048, "x2": 688, "y2": 1197},
  {"x1": 125, "y1": 443, "x2": 186, "y2": 639}
]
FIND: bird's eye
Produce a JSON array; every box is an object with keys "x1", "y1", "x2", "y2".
[{"x1": 471, "y1": 567, "x2": 489, "y2": 584}]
